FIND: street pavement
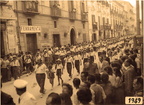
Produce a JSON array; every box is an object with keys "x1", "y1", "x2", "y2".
[{"x1": 2, "y1": 64, "x2": 82, "y2": 105}]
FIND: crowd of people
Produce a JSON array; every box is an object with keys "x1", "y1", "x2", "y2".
[{"x1": 1, "y1": 37, "x2": 143, "y2": 105}]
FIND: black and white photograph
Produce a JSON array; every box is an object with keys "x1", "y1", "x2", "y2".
[{"x1": 0, "y1": 0, "x2": 143, "y2": 105}]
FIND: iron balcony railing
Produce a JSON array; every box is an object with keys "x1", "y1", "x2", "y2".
[
  {"x1": 23, "y1": 1, "x2": 39, "y2": 14},
  {"x1": 92, "y1": 22, "x2": 98, "y2": 31},
  {"x1": 50, "y1": 6, "x2": 61, "y2": 18},
  {"x1": 69, "y1": 8, "x2": 76, "y2": 21}
]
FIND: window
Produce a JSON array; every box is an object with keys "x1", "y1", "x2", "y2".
[
  {"x1": 27, "y1": 18, "x2": 32, "y2": 25},
  {"x1": 107, "y1": 18, "x2": 109, "y2": 24},
  {"x1": 69, "y1": 1, "x2": 74, "y2": 11},
  {"x1": 103, "y1": 17, "x2": 105, "y2": 25},
  {"x1": 92, "y1": 15, "x2": 95, "y2": 23},
  {"x1": 54, "y1": 21, "x2": 57, "y2": 28},
  {"x1": 83, "y1": 23, "x2": 85, "y2": 29},
  {"x1": 81, "y1": 2, "x2": 85, "y2": 12}
]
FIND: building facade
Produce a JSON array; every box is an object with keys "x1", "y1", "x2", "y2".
[
  {"x1": 110, "y1": 1, "x2": 125, "y2": 38},
  {"x1": 0, "y1": 1, "x2": 18, "y2": 56},
  {"x1": 13, "y1": 0, "x2": 89, "y2": 53},
  {"x1": 1, "y1": 0, "x2": 137, "y2": 55},
  {"x1": 120, "y1": 1, "x2": 136, "y2": 36},
  {"x1": 88, "y1": 0, "x2": 111, "y2": 42}
]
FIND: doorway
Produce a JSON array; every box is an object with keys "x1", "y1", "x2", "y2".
[
  {"x1": 53, "y1": 34, "x2": 61, "y2": 47},
  {"x1": 1, "y1": 31, "x2": 5, "y2": 56},
  {"x1": 70, "y1": 28, "x2": 76, "y2": 45},
  {"x1": 83, "y1": 33, "x2": 86, "y2": 42},
  {"x1": 92, "y1": 33, "x2": 97, "y2": 41},
  {"x1": 104, "y1": 31, "x2": 106, "y2": 39},
  {"x1": 26, "y1": 34, "x2": 37, "y2": 54}
]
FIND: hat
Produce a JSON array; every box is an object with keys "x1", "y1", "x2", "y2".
[
  {"x1": 56, "y1": 59, "x2": 61, "y2": 62},
  {"x1": 13, "y1": 79, "x2": 28, "y2": 89},
  {"x1": 13, "y1": 55, "x2": 17, "y2": 58}
]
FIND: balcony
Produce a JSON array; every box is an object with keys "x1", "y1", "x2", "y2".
[
  {"x1": 50, "y1": 5, "x2": 61, "y2": 19},
  {"x1": 23, "y1": 1, "x2": 39, "y2": 15},
  {"x1": 92, "y1": 22, "x2": 97, "y2": 31},
  {"x1": 81, "y1": 12, "x2": 88, "y2": 22},
  {"x1": 104, "y1": 24, "x2": 111, "y2": 30},
  {"x1": 69, "y1": 8, "x2": 76, "y2": 21}
]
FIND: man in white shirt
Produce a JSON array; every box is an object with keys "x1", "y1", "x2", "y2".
[
  {"x1": 13, "y1": 79, "x2": 37, "y2": 105},
  {"x1": 34, "y1": 59, "x2": 49, "y2": 97},
  {"x1": 74, "y1": 52, "x2": 82, "y2": 75},
  {"x1": 11, "y1": 55, "x2": 21, "y2": 79}
]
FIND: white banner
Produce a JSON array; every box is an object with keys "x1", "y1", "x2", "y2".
[{"x1": 21, "y1": 26, "x2": 41, "y2": 33}]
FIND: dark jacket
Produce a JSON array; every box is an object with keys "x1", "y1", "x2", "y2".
[
  {"x1": 60, "y1": 93, "x2": 72, "y2": 105},
  {"x1": 1, "y1": 91, "x2": 15, "y2": 105}
]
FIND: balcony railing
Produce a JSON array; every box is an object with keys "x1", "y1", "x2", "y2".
[
  {"x1": 104, "y1": 24, "x2": 111, "y2": 30},
  {"x1": 69, "y1": 8, "x2": 76, "y2": 21},
  {"x1": 23, "y1": 1, "x2": 39, "y2": 15},
  {"x1": 51, "y1": 6, "x2": 61, "y2": 18},
  {"x1": 81, "y1": 12, "x2": 88, "y2": 22},
  {"x1": 92, "y1": 22, "x2": 97, "y2": 31}
]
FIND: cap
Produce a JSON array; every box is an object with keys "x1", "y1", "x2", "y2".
[
  {"x1": 56, "y1": 59, "x2": 61, "y2": 62},
  {"x1": 13, "y1": 79, "x2": 28, "y2": 89},
  {"x1": 13, "y1": 55, "x2": 17, "y2": 58}
]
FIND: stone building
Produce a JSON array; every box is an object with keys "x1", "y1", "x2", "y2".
[
  {"x1": 0, "y1": 1, "x2": 18, "y2": 56},
  {"x1": 13, "y1": 0, "x2": 89, "y2": 53},
  {"x1": 88, "y1": 0, "x2": 111, "y2": 42},
  {"x1": 109, "y1": 1, "x2": 124, "y2": 37},
  {"x1": 120, "y1": 1, "x2": 136, "y2": 36},
  {"x1": 0, "y1": 0, "x2": 137, "y2": 55}
]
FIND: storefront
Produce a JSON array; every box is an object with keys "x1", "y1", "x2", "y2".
[{"x1": 20, "y1": 26, "x2": 41, "y2": 54}]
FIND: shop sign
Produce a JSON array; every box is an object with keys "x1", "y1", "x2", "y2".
[{"x1": 21, "y1": 26, "x2": 41, "y2": 33}]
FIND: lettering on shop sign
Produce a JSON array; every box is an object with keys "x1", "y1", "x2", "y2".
[{"x1": 21, "y1": 26, "x2": 41, "y2": 33}]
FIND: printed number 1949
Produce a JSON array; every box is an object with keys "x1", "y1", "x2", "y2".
[{"x1": 125, "y1": 97, "x2": 143, "y2": 104}]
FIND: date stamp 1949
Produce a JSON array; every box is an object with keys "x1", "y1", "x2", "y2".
[{"x1": 125, "y1": 97, "x2": 143, "y2": 104}]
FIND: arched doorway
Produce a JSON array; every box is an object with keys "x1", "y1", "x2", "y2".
[{"x1": 70, "y1": 28, "x2": 76, "y2": 45}]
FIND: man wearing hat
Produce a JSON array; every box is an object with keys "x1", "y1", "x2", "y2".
[
  {"x1": 14, "y1": 79, "x2": 36, "y2": 105},
  {"x1": 55, "y1": 58, "x2": 63, "y2": 85},
  {"x1": 65, "y1": 52, "x2": 74, "y2": 80},
  {"x1": 11, "y1": 54, "x2": 21, "y2": 79}
]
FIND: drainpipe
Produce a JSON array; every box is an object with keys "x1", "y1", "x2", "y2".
[{"x1": 15, "y1": 1, "x2": 21, "y2": 51}]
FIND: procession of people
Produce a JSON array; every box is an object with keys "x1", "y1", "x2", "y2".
[{"x1": 1, "y1": 36, "x2": 143, "y2": 105}]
